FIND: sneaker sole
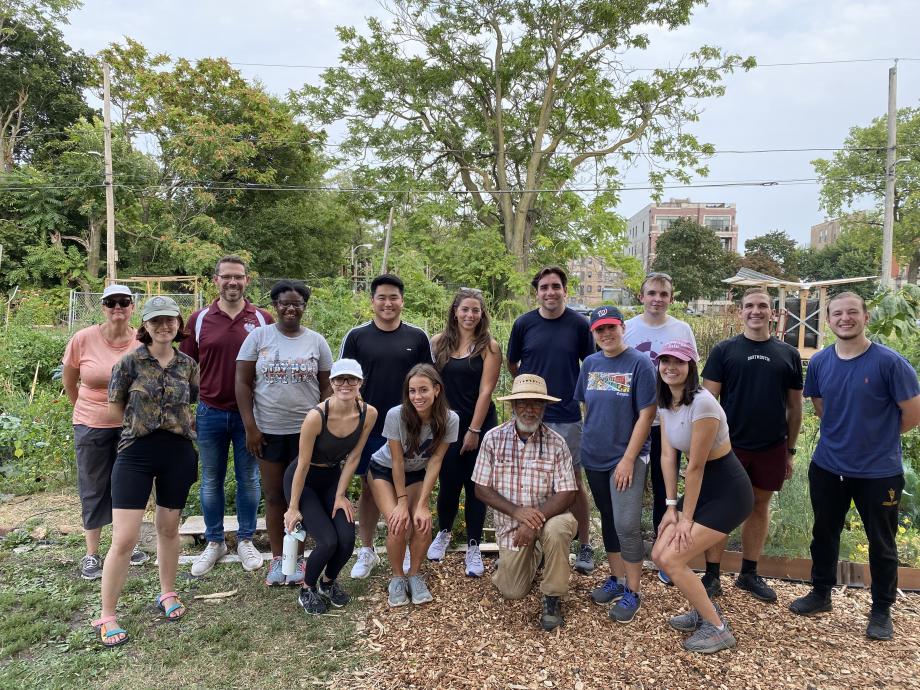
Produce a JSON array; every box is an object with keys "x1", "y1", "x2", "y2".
[
  {"x1": 683, "y1": 638, "x2": 736, "y2": 654},
  {"x1": 737, "y1": 587, "x2": 777, "y2": 603},
  {"x1": 411, "y1": 596, "x2": 433, "y2": 605},
  {"x1": 388, "y1": 597, "x2": 411, "y2": 608},
  {"x1": 129, "y1": 558, "x2": 149, "y2": 566},
  {"x1": 866, "y1": 629, "x2": 893, "y2": 641},
  {"x1": 573, "y1": 563, "x2": 595, "y2": 575},
  {"x1": 80, "y1": 572, "x2": 102, "y2": 580},
  {"x1": 320, "y1": 597, "x2": 349, "y2": 608},
  {"x1": 789, "y1": 603, "x2": 832, "y2": 616},
  {"x1": 240, "y1": 560, "x2": 264, "y2": 573},
  {"x1": 298, "y1": 601, "x2": 327, "y2": 616},
  {"x1": 540, "y1": 619, "x2": 563, "y2": 631},
  {"x1": 611, "y1": 608, "x2": 640, "y2": 624},
  {"x1": 465, "y1": 570, "x2": 483, "y2": 578},
  {"x1": 350, "y1": 557, "x2": 380, "y2": 580}
]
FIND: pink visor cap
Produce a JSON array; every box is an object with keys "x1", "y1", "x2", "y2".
[{"x1": 655, "y1": 339, "x2": 699, "y2": 363}]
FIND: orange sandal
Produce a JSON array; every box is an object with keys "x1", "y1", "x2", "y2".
[{"x1": 92, "y1": 615, "x2": 129, "y2": 647}]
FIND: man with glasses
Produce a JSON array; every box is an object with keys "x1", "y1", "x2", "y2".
[
  {"x1": 623, "y1": 272, "x2": 696, "y2": 584},
  {"x1": 182, "y1": 255, "x2": 273, "y2": 576},
  {"x1": 507, "y1": 266, "x2": 596, "y2": 574},
  {"x1": 340, "y1": 274, "x2": 434, "y2": 579},
  {"x1": 473, "y1": 374, "x2": 578, "y2": 631}
]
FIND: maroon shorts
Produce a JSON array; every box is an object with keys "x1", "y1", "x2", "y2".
[{"x1": 733, "y1": 440, "x2": 788, "y2": 492}]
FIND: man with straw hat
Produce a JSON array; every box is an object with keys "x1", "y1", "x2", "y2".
[{"x1": 473, "y1": 374, "x2": 578, "y2": 631}]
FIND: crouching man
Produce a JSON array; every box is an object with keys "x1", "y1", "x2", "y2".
[{"x1": 473, "y1": 374, "x2": 577, "y2": 631}]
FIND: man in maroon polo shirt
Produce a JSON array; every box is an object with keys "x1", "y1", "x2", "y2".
[{"x1": 182, "y1": 255, "x2": 274, "y2": 576}]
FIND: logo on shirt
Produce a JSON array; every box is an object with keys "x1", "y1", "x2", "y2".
[
  {"x1": 588, "y1": 371, "x2": 632, "y2": 394},
  {"x1": 258, "y1": 349, "x2": 318, "y2": 384},
  {"x1": 244, "y1": 321, "x2": 258, "y2": 333},
  {"x1": 747, "y1": 354, "x2": 771, "y2": 362}
]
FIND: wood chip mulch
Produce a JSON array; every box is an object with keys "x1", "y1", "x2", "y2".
[{"x1": 336, "y1": 554, "x2": 920, "y2": 690}]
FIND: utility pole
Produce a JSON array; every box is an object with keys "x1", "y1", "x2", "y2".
[
  {"x1": 380, "y1": 206, "x2": 395, "y2": 275},
  {"x1": 881, "y1": 61, "x2": 897, "y2": 290},
  {"x1": 102, "y1": 62, "x2": 117, "y2": 282}
]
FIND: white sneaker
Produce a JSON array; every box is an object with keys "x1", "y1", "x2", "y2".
[
  {"x1": 237, "y1": 539, "x2": 263, "y2": 572},
  {"x1": 427, "y1": 530, "x2": 451, "y2": 561},
  {"x1": 350, "y1": 547, "x2": 380, "y2": 579},
  {"x1": 403, "y1": 546, "x2": 411, "y2": 574},
  {"x1": 465, "y1": 542, "x2": 484, "y2": 577},
  {"x1": 191, "y1": 541, "x2": 228, "y2": 576}
]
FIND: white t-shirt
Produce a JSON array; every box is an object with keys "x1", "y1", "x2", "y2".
[
  {"x1": 237, "y1": 324, "x2": 333, "y2": 434},
  {"x1": 658, "y1": 388, "x2": 730, "y2": 454},
  {"x1": 372, "y1": 405, "x2": 459, "y2": 472},
  {"x1": 624, "y1": 314, "x2": 697, "y2": 426}
]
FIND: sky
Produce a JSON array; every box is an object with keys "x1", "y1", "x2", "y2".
[{"x1": 60, "y1": 0, "x2": 920, "y2": 250}]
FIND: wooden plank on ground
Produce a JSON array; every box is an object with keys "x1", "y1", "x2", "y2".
[{"x1": 179, "y1": 515, "x2": 266, "y2": 536}]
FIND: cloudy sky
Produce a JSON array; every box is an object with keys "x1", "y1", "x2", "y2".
[{"x1": 61, "y1": 0, "x2": 920, "y2": 249}]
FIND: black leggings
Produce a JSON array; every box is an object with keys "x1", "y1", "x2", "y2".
[
  {"x1": 283, "y1": 463, "x2": 355, "y2": 588},
  {"x1": 435, "y1": 433, "x2": 489, "y2": 544},
  {"x1": 584, "y1": 468, "x2": 620, "y2": 554}
]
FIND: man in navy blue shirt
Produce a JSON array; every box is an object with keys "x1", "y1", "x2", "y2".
[
  {"x1": 790, "y1": 292, "x2": 920, "y2": 641},
  {"x1": 507, "y1": 266, "x2": 596, "y2": 573}
]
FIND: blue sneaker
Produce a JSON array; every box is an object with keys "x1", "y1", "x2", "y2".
[
  {"x1": 658, "y1": 569, "x2": 673, "y2": 586},
  {"x1": 609, "y1": 588, "x2": 641, "y2": 624},
  {"x1": 590, "y1": 576, "x2": 625, "y2": 605},
  {"x1": 264, "y1": 556, "x2": 286, "y2": 586}
]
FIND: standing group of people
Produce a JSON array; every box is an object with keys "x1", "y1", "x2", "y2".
[{"x1": 63, "y1": 256, "x2": 919, "y2": 653}]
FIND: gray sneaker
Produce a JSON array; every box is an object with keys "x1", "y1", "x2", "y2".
[
  {"x1": 298, "y1": 586, "x2": 328, "y2": 615},
  {"x1": 264, "y1": 556, "x2": 286, "y2": 586},
  {"x1": 388, "y1": 576, "x2": 410, "y2": 607},
  {"x1": 190, "y1": 541, "x2": 228, "y2": 577},
  {"x1": 407, "y1": 574, "x2": 433, "y2": 605},
  {"x1": 79, "y1": 554, "x2": 102, "y2": 580},
  {"x1": 669, "y1": 602, "x2": 723, "y2": 632},
  {"x1": 573, "y1": 543, "x2": 595, "y2": 574},
  {"x1": 682, "y1": 619, "x2": 736, "y2": 654},
  {"x1": 129, "y1": 545, "x2": 149, "y2": 566}
]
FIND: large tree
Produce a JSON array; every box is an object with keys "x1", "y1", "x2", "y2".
[
  {"x1": 743, "y1": 229, "x2": 799, "y2": 279},
  {"x1": 0, "y1": 0, "x2": 93, "y2": 171},
  {"x1": 651, "y1": 217, "x2": 739, "y2": 301},
  {"x1": 302, "y1": 0, "x2": 752, "y2": 271},
  {"x1": 813, "y1": 105, "x2": 920, "y2": 282}
]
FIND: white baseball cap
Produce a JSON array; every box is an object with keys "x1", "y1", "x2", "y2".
[
  {"x1": 102, "y1": 284, "x2": 132, "y2": 299},
  {"x1": 330, "y1": 358, "x2": 363, "y2": 380}
]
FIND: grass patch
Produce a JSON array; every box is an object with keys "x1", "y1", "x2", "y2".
[{"x1": 0, "y1": 532, "x2": 375, "y2": 689}]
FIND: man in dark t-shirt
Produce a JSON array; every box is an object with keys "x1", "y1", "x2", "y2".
[
  {"x1": 701, "y1": 288, "x2": 803, "y2": 602},
  {"x1": 507, "y1": 266, "x2": 596, "y2": 573},
  {"x1": 340, "y1": 274, "x2": 433, "y2": 579}
]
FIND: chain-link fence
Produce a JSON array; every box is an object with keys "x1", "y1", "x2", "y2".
[{"x1": 68, "y1": 290, "x2": 203, "y2": 331}]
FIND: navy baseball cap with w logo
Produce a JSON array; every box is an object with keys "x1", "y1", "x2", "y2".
[{"x1": 589, "y1": 305, "x2": 625, "y2": 331}]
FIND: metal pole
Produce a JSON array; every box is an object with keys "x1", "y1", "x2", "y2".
[
  {"x1": 102, "y1": 62, "x2": 117, "y2": 282},
  {"x1": 881, "y1": 62, "x2": 897, "y2": 289},
  {"x1": 380, "y1": 206, "x2": 395, "y2": 275}
]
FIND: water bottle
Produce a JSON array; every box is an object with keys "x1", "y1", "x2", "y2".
[{"x1": 281, "y1": 522, "x2": 306, "y2": 577}]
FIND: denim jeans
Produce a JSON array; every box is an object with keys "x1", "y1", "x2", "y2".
[{"x1": 196, "y1": 402, "x2": 261, "y2": 542}]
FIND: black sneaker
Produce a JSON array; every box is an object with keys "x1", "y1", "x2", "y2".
[
  {"x1": 129, "y1": 545, "x2": 150, "y2": 566},
  {"x1": 317, "y1": 578, "x2": 350, "y2": 608},
  {"x1": 79, "y1": 554, "x2": 103, "y2": 580},
  {"x1": 735, "y1": 572, "x2": 777, "y2": 602},
  {"x1": 701, "y1": 573, "x2": 723, "y2": 598},
  {"x1": 789, "y1": 589, "x2": 832, "y2": 616},
  {"x1": 866, "y1": 610, "x2": 893, "y2": 640},
  {"x1": 540, "y1": 595, "x2": 564, "y2": 631},
  {"x1": 298, "y1": 586, "x2": 328, "y2": 615}
]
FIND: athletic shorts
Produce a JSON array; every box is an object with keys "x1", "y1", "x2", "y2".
[
  {"x1": 111, "y1": 430, "x2": 198, "y2": 510},
  {"x1": 357, "y1": 434, "x2": 387, "y2": 476},
  {"x1": 368, "y1": 461, "x2": 425, "y2": 487},
  {"x1": 734, "y1": 439, "x2": 788, "y2": 492},
  {"x1": 545, "y1": 420, "x2": 583, "y2": 469},
  {"x1": 261, "y1": 432, "x2": 300, "y2": 464},
  {"x1": 73, "y1": 425, "x2": 121, "y2": 530},
  {"x1": 677, "y1": 451, "x2": 753, "y2": 534}
]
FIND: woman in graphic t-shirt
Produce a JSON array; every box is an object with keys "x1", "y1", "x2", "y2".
[{"x1": 236, "y1": 280, "x2": 333, "y2": 586}]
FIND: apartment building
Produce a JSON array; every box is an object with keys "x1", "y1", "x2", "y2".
[{"x1": 567, "y1": 256, "x2": 630, "y2": 307}]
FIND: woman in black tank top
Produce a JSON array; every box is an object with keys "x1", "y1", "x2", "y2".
[
  {"x1": 282, "y1": 359, "x2": 377, "y2": 615},
  {"x1": 429, "y1": 289, "x2": 501, "y2": 577}
]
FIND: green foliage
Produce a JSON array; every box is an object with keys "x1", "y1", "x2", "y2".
[
  {"x1": 742, "y1": 230, "x2": 799, "y2": 279},
  {"x1": 796, "y1": 222, "x2": 881, "y2": 297},
  {"x1": 867, "y1": 283, "x2": 920, "y2": 349},
  {"x1": 651, "y1": 217, "x2": 740, "y2": 300},
  {"x1": 0, "y1": 325, "x2": 68, "y2": 390}
]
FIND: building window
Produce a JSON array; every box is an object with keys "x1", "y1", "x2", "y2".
[
  {"x1": 587, "y1": 285, "x2": 593, "y2": 293},
  {"x1": 656, "y1": 216, "x2": 679, "y2": 231},
  {"x1": 704, "y1": 215, "x2": 731, "y2": 230}
]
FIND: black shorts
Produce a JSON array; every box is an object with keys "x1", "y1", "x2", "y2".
[
  {"x1": 677, "y1": 451, "x2": 753, "y2": 534},
  {"x1": 111, "y1": 430, "x2": 198, "y2": 510},
  {"x1": 262, "y1": 432, "x2": 300, "y2": 464},
  {"x1": 368, "y1": 461, "x2": 425, "y2": 487}
]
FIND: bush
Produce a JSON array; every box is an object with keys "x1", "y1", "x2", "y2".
[{"x1": 0, "y1": 326, "x2": 69, "y2": 389}]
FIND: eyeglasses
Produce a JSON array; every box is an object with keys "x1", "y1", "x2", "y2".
[
  {"x1": 102, "y1": 297, "x2": 132, "y2": 308},
  {"x1": 331, "y1": 376, "x2": 361, "y2": 386},
  {"x1": 276, "y1": 301, "x2": 305, "y2": 310},
  {"x1": 512, "y1": 400, "x2": 546, "y2": 410},
  {"x1": 216, "y1": 274, "x2": 247, "y2": 281}
]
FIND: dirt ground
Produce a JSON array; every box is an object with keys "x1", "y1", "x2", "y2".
[{"x1": 339, "y1": 553, "x2": 920, "y2": 690}]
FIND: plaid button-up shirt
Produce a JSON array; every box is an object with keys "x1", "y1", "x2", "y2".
[{"x1": 472, "y1": 420, "x2": 576, "y2": 550}]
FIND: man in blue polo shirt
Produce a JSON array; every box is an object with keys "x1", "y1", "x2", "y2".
[
  {"x1": 790, "y1": 292, "x2": 920, "y2": 641},
  {"x1": 507, "y1": 266, "x2": 596, "y2": 573}
]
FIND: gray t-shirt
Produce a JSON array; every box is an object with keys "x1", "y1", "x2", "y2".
[
  {"x1": 237, "y1": 324, "x2": 333, "y2": 434},
  {"x1": 658, "y1": 388, "x2": 730, "y2": 454},
  {"x1": 371, "y1": 405, "x2": 460, "y2": 472}
]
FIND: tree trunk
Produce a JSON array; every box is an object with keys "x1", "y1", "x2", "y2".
[{"x1": 87, "y1": 217, "x2": 101, "y2": 278}]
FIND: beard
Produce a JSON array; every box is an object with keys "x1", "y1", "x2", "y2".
[{"x1": 514, "y1": 415, "x2": 541, "y2": 434}]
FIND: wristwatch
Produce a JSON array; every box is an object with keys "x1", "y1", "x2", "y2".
[
  {"x1": 787, "y1": 447, "x2": 797, "y2": 455},
  {"x1": 665, "y1": 498, "x2": 678, "y2": 506}
]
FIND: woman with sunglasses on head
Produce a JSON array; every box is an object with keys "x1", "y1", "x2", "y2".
[
  {"x1": 236, "y1": 280, "x2": 333, "y2": 587},
  {"x1": 63, "y1": 284, "x2": 149, "y2": 581},
  {"x1": 651, "y1": 340, "x2": 753, "y2": 654},
  {"x1": 282, "y1": 359, "x2": 377, "y2": 615},
  {"x1": 428, "y1": 288, "x2": 501, "y2": 577},
  {"x1": 93, "y1": 296, "x2": 200, "y2": 647},
  {"x1": 369, "y1": 364, "x2": 459, "y2": 607}
]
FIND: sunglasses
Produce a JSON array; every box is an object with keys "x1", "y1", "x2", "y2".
[
  {"x1": 331, "y1": 376, "x2": 361, "y2": 386},
  {"x1": 102, "y1": 297, "x2": 132, "y2": 308},
  {"x1": 644, "y1": 272, "x2": 672, "y2": 281}
]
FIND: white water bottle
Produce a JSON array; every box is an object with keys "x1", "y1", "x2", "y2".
[{"x1": 281, "y1": 522, "x2": 306, "y2": 577}]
